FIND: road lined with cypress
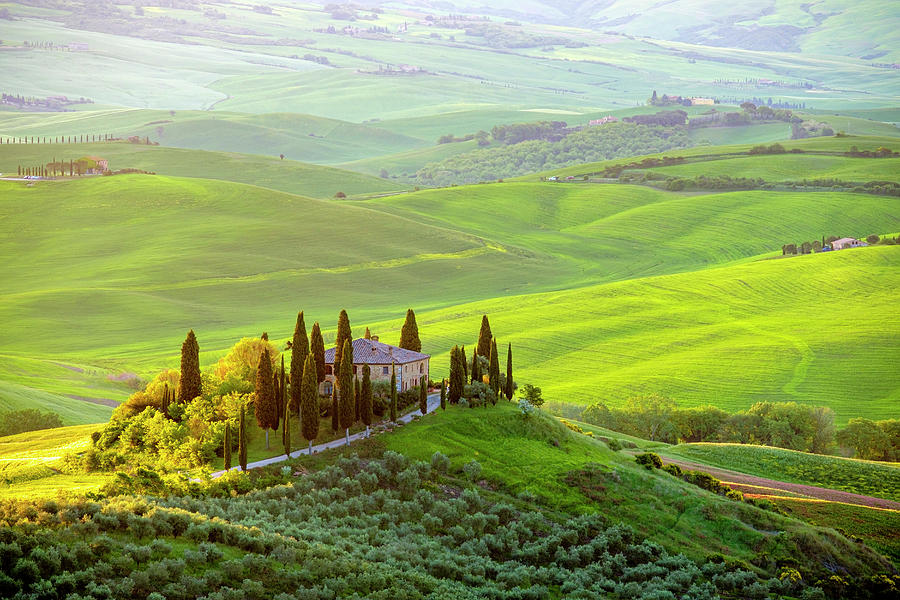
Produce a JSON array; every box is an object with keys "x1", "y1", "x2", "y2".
[{"x1": 211, "y1": 392, "x2": 441, "y2": 478}]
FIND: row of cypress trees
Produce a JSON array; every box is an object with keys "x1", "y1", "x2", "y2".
[{"x1": 447, "y1": 315, "x2": 513, "y2": 404}]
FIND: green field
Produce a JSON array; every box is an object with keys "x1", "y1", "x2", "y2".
[
  {"x1": 664, "y1": 443, "x2": 900, "y2": 501},
  {"x1": 0, "y1": 142, "x2": 404, "y2": 198},
  {"x1": 646, "y1": 154, "x2": 900, "y2": 182}
]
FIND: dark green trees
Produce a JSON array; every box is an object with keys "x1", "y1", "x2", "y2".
[
  {"x1": 489, "y1": 338, "x2": 500, "y2": 399},
  {"x1": 331, "y1": 387, "x2": 339, "y2": 434},
  {"x1": 281, "y1": 357, "x2": 290, "y2": 457},
  {"x1": 238, "y1": 407, "x2": 248, "y2": 471},
  {"x1": 448, "y1": 346, "x2": 464, "y2": 404},
  {"x1": 440, "y1": 379, "x2": 447, "y2": 410},
  {"x1": 300, "y1": 354, "x2": 319, "y2": 455},
  {"x1": 399, "y1": 308, "x2": 421, "y2": 352},
  {"x1": 477, "y1": 315, "x2": 492, "y2": 358},
  {"x1": 290, "y1": 311, "x2": 309, "y2": 415},
  {"x1": 334, "y1": 310, "x2": 352, "y2": 382},
  {"x1": 390, "y1": 364, "x2": 398, "y2": 422},
  {"x1": 361, "y1": 365, "x2": 373, "y2": 437},
  {"x1": 419, "y1": 376, "x2": 428, "y2": 415},
  {"x1": 255, "y1": 348, "x2": 277, "y2": 450},
  {"x1": 223, "y1": 423, "x2": 232, "y2": 471},
  {"x1": 471, "y1": 346, "x2": 481, "y2": 384},
  {"x1": 179, "y1": 329, "x2": 201, "y2": 403},
  {"x1": 505, "y1": 343, "x2": 514, "y2": 400},
  {"x1": 310, "y1": 322, "x2": 326, "y2": 384},
  {"x1": 339, "y1": 340, "x2": 355, "y2": 445}
]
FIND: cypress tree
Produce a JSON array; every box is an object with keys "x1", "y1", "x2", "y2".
[
  {"x1": 161, "y1": 384, "x2": 170, "y2": 418},
  {"x1": 179, "y1": 329, "x2": 201, "y2": 403},
  {"x1": 448, "y1": 346, "x2": 461, "y2": 403},
  {"x1": 361, "y1": 364, "x2": 373, "y2": 437},
  {"x1": 331, "y1": 387, "x2": 339, "y2": 434},
  {"x1": 290, "y1": 311, "x2": 309, "y2": 415},
  {"x1": 440, "y1": 379, "x2": 447, "y2": 410},
  {"x1": 461, "y1": 345, "x2": 468, "y2": 382},
  {"x1": 399, "y1": 308, "x2": 421, "y2": 352},
  {"x1": 354, "y1": 377, "x2": 361, "y2": 422},
  {"x1": 300, "y1": 354, "x2": 319, "y2": 455},
  {"x1": 334, "y1": 310, "x2": 352, "y2": 382},
  {"x1": 282, "y1": 388, "x2": 291, "y2": 457},
  {"x1": 238, "y1": 407, "x2": 248, "y2": 471},
  {"x1": 273, "y1": 369, "x2": 281, "y2": 431},
  {"x1": 505, "y1": 343, "x2": 514, "y2": 400},
  {"x1": 489, "y1": 338, "x2": 501, "y2": 400},
  {"x1": 339, "y1": 339, "x2": 355, "y2": 444},
  {"x1": 419, "y1": 376, "x2": 428, "y2": 415},
  {"x1": 471, "y1": 346, "x2": 481, "y2": 384},
  {"x1": 390, "y1": 363, "x2": 398, "y2": 422},
  {"x1": 477, "y1": 315, "x2": 493, "y2": 358},
  {"x1": 223, "y1": 423, "x2": 232, "y2": 471},
  {"x1": 364, "y1": 327, "x2": 371, "y2": 340},
  {"x1": 255, "y1": 348, "x2": 277, "y2": 450},
  {"x1": 310, "y1": 322, "x2": 326, "y2": 384}
]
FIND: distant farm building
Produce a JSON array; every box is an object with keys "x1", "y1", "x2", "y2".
[
  {"x1": 83, "y1": 156, "x2": 109, "y2": 174},
  {"x1": 589, "y1": 116, "x2": 618, "y2": 126},
  {"x1": 831, "y1": 237, "x2": 868, "y2": 250},
  {"x1": 689, "y1": 97, "x2": 715, "y2": 105},
  {"x1": 68, "y1": 43, "x2": 89, "y2": 51},
  {"x1": 321, "y1": 338, "x2": 430, "y2": 396}
]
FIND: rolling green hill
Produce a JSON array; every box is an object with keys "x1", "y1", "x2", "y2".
[
  {"x1": 645, "y1": 154, "x2": 900, "y2": 182},
  {"x1": 0, "y1": 142, "x2": 403, "y2": 198}
]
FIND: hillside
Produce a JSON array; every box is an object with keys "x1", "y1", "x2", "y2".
[{"x1": 0, "y1": 142, "x2": 402, "y2": 198}]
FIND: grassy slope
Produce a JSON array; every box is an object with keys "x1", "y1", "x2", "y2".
[
  {"x1": 385, "y1": 402, "x2": 893, "y2": 573},
  {"x1": 663, "y1": 444, "x2": 900, "y2": 502},
  {"x1": 0, "y1": 109, "x2": 427, "y2": 165},
  {"x1": 0, "y1": 142, "x2": 402, "y2": 198},
  {"x1": 646, "y1": 154, "x2": 900, "y2": 182}
]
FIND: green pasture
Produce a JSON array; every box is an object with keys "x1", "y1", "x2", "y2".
[
  {"x1": 664, "y1": 443, "x2": 900, "y2": 502},
  {"x1": 0, "y1": 142, "x2": 403, "y2": 198},
  {"x1": 687, "y1": 123, "x2": 792, "y2": 147},
  {"x1": 646, "y1": 154, "x2": 900, "y2": 182}
]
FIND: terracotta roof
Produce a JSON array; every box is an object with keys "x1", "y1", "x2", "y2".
[{"x1": 323, "y1": 338, "x2": 429, "y2": 365}]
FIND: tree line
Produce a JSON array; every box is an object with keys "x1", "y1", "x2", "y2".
[
  {"x1": 0, "y1": 134, "x2": 113, "y2": 144},
  {"x1": 580, "y1": 396, "x2": 899, "y2": 461}
]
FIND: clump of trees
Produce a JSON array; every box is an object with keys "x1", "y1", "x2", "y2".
[
  {"x1": 447, "y1": 314, "x2": 516, "y2": 408},
  {"x1": 0, "y1": 409, "x2": 63, "y2": 437}
]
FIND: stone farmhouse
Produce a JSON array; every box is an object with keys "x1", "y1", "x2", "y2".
[
  {"x1": 321, "y1": 337, "x2": 430, "y2": 396},
  {"x1": 831, "y1": 237, "x2": 868, "y2": 250}
]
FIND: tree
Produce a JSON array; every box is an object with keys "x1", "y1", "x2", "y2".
[
  {"x1": 488, "y1": 338, "x2": 500, "y2": 399},
  {"x1": 837, "y1": 418, "x2": 890, "y2": 460},
  {"x1": 810, "y1": 406, "x2": 835, "y2": 454},
  {"x1": 300, "y1": 354, "x2": 319, "y2": 455},
  {"x1": 331, "y1": 387, "x2": 339, "y2": 434},
  {"x1": 361, "y1": 364, "x2": 373, "y2": 437},
  {"x1": 390, "y1": 363, "x2": 398, "y2": 422},
  {"x1": 289, "y1": 311, "x2": 309, "y2": 415},
  {"x1": 622, "y1": 395, "x2": 677, "y2": 442},
  {"x1": 238, "y1": 407, "x2": 248, "y2": 471},
  {"x1": 867, "y1": 234, "x2": 880, "y2": 244},
  {"x1": 477, "y1": 315, "x2": 493, "y2": 358},
  {"x1": 399, "y1": 308, "x2": 421, "y2": 352},
  {"x1": 419, "y1": 376, "x2": 428, "y2": 415},
  {"x1": 521, "y1": 384, "x2": 543, "y2": 408},
  {"x1": 650, "y1": 90, "x2": 658, "y2": 105},
  {"x1": 355, "y1": 377, "x2": 361, "y2": 422},
  {"x1": 281, "y1": 359, "x2": 290, "y2": 457},
  {"x1": 255, "y1": 347, "x2": 277, "y2": 450},
  {"x1": 339, "y1": 340, "x2": 355, "y2": 445},
  {"x1": 675, "y1": 406, "x2": 729, "y2": 443},
  {"x1": 364, "y1": 327, "x2": 371, "y2": 340},
  {"x1": 440, "y1": 379, "x2": 446, "y2": 410},
  {"x1": 223, "y1": 422, "x2": 232, "y2": 471},
  {"x1": 310, "y1": 322, "x2": 326, "y2": 384},
  {"x1": 505, "y1": 343, "x2": 514, "y2": 400},
  {"x1": 334, "y1": 310, "x2": 353, "y2": 382},
  {"x1": 470, "y1": 346, "x2": 481, "y2": 384},
  {"x1": 461, "y1": 345, "x2": 468, "y2": 381},
  {"x1": 449, "y1": 346, "x2": 465, "y2": 404},
  {"x1": 179, "y1": 330, "x2": 201, "y2": 403}
]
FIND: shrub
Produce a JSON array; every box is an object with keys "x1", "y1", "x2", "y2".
[
  {"x1": 463, "y1": 460, "x2": 482, "y2": 481},
  {"x1": 431, "y1": 452, "x2": 450, "y2": 475},
  {"x1": 635, "y1": 453, "x2": 663, "y2": 470},
  {"x1": 606, "y1": 438, "x2": 622, "y2": 452}
]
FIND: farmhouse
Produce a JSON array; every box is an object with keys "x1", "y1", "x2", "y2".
[
  {"x1": 831, "y1": 237, "x2": 868, "y2": 250},
  {"x1": 321, "y1": 337, "x2": 430, "y2": 395},
  {"x1": 84, "y1": 156, "x2": 109, "y2": 173},
  {"x1": 689, "y1": 97, "x2": 715, "y2": 105}
]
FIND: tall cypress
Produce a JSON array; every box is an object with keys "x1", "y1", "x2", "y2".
[
  {"x1": 334, "y1": 310, "x2": 352, "y2": 383},
  {"x1": 354, "y1": 377, "x2": 361, "y2": 422},
  {"x1": 471, "y1": 346, "x2": 481, "y2": 384},
  {"x1": 238, "y1": 407, "x2": 247, "y2": 471},
  {"x1": 300, "y1": 354, "x2": 319, "y2": 455},
  {"x1": 339, "y1": 340, "x2": 355, "y2": 444},
  {"x1": 161, "y1": 384, "x2": 170, "y2": 418},
  {"x1": 489, "y1": 338, "x2": 501, "y2": 400},
  {"x1": 310, "y1": 322, "x2": 326, "y2": 384},
  {"x1": 399, "y1": 308, "x2": 421, "y2": 352},
  {"x1": 440, "y1": 379, "x2": 447, "y2": 410},
  {"x1": 461, "y1": 345, "x2": 468, "y2": 382},
  {"x1": 179, "y1": 329, "x2": 201, "y2": 403},
  {"x1": 448, "y1": 346, "x2": 463, "y2": 404},
  {"x1": 505, "y1": 343, "x2": 514, "y2": 400},
  {"x1": 390, "y1": 363, "x2": 398, "y2": 422},
  {"x1": 331, "y1": 387, "x2": 340, "y2": 434},
  {"x1": 477, "y1": 315, "x2": 493, "y2": 359},
  {"x1": 361, "y1": 364, "x2": 373, "y2": 437},
  {"x1": 273, "y1": 369, "x2": 281, "y2": 431},
  {"x1": 255, "y1": 348, "x2": 277, "y2": 450},
  {"x1": 223, "y1": 422, "x2": 232, "y2": 471},
  {"x1": 364, "y1": 327, "x2": 371, "y2": 340},
  {"x1": 290, "y1": 311, "x2": 309, "y2": 415},
  {"x1": 282, "y1": 389, "x2": 291, "y2": 458},
  {"x1": 419, "y1": 376, "x2": 428, "y2": 415}
]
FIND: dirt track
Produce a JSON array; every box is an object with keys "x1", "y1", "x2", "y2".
[{"x1": 662, "y1": 457, "x2": 900, "y2": 511}]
